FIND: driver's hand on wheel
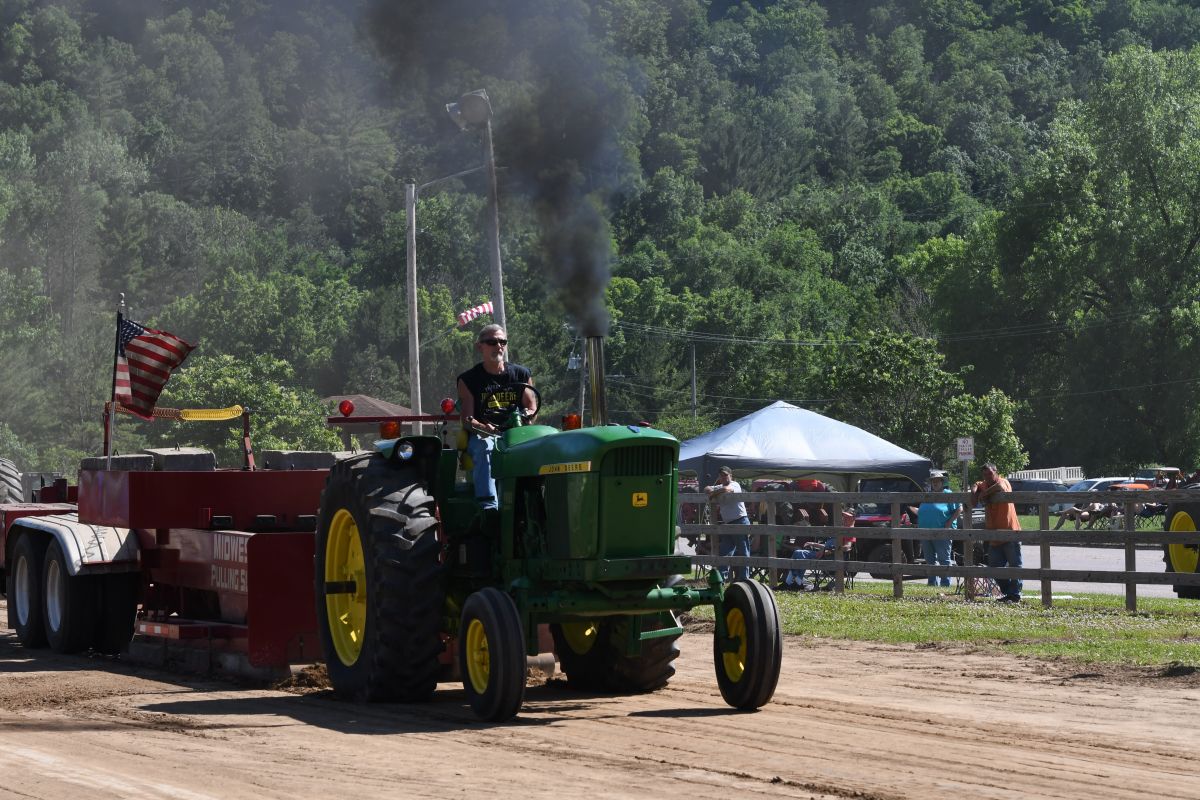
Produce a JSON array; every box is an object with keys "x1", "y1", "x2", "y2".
[{"x1": 466, "y1": 416, "x2": 498, "y2": 435}]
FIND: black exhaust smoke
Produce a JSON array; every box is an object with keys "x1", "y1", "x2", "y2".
[{"x1": 365, "y1": 0, "x2": 632, "y2": 339}]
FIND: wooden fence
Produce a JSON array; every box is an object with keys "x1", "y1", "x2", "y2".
[{"x1": 679, "y1": 488, "x2": 1200, "y2": 611}]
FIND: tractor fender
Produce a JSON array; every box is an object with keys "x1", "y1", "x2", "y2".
[{"x1": 8, "y1": 514, "x2": 140, "y2": 576}]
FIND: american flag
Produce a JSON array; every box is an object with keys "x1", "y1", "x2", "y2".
[
  {"x1": 113, "y1": 317, "x2": 195, "y2": 419},
  {"x1": 456, "y1": 301, "x2": 493, "y2": 327}
]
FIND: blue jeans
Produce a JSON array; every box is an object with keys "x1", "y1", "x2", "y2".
[
  {"x1": 717, "y1": 516, "x2": 750, "y2": 582},
  {"x1": 922, "y1": 538, "x2": 953, "y2": 587},
  {"x1": 784, "y1": 547, "x2": 822, "y2": 585},
  {"x1": 467, "y1": 434, "x2": 498, "y2": 509},
  {"x1": 987, "y1": 540, "x2": 1023, "y2": 598}
]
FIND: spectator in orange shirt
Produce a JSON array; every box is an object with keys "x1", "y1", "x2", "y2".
[{"x1": 972, "y1": 462, "x2": 1022, "y2": 603}]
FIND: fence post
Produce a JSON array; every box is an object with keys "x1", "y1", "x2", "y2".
[
  {"x1": 708, "y1": 498, "x2": 721, "y2": 582},
  {"x1": 891, "y1": 501, "x2": 903, "y2": 598},
  {"x1": 1039, "y1": 501, "x2": 1052, "y2": 608},
  {"x1": 832, "y1": 502, "x2": 845, "y2": 594},
  {"x1": 961, "y1": 493, "x2": 975, "y2": 600},
  {"x1": 1124, "y1": 499, "x2": 1137, "y2": 612},
  {"x1": 766, "y1": 501, "x2": 777, "y2": 588}
]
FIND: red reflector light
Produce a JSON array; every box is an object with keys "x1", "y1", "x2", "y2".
[
  {"x1": 440, "y1": 397, "x2": 456, "y2": 414},
  {"x1": 562, "y1": 413, "x2": 582, "y2": 430},
  {"x1": 380, "y1": 420, "x2": 401, "y2": 438},
  {"x1": 338, "y1": 399, "x2": 355, "y2": 417}
]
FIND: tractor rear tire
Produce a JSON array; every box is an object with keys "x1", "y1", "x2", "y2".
[
  {"x1": 1164, "y1": 506, "x2": 1200, "y2": 599},
  {"x1": 459, "y1": 587, "x2": 526, "y2": 721},
  {"x1": 0, "y1": 457, "x2": 21, "y2": 504},
  {"x1": 550, "y1": 621, "x2": 611, "y2": 691},
  {"x1": 43, "y1": 539, "x2": 96, "y2": 654},
  {"x1": 10, "y1": 532, "x2": 47, "y2": 647},
  {"x1": 714, "y1": 580, "x2": 782, "y2": 711},
  {"x1": 605, "y1": 612, "x2": 681, "y2": 693},
  {"x1": 94, "y1": 573, "x2": 140, "y2": 654},
  {"x1": 315, "y1": 454, "x2": 445, "y2": 702}
]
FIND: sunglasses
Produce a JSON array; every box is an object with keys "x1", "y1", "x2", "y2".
[{"x1": 481, "y1": 337, "x2": 508, "y2": 346}]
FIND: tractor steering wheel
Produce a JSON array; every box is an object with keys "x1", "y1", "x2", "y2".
[{"x1": 477, "y1": 382, "x2": 541, "y2": 429}]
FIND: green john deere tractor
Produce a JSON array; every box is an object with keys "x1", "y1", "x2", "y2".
[{"x1": 314, "y1": 377, "x2": 781, "y2": 721}]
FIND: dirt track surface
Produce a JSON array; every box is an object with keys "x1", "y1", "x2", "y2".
[{"x1": 1, "y1": 608, "x2": 1198, "y2": 799}]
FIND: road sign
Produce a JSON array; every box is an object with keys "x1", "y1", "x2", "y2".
[{"x1": 956, "y1": 437, "x2": 975, "y2": 461}]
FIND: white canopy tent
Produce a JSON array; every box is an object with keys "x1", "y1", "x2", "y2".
[{"x1": 678, "y1": 401, "x2": 930, "y2": 488}]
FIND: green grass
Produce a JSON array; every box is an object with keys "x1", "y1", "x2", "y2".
[{"x1": 690, "y1": 582, "x2": 1200, "y2": 667}]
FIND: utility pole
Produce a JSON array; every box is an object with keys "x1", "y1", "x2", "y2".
[{"x1": 691, "y1": 341, "x2": 697, "y2": 418}]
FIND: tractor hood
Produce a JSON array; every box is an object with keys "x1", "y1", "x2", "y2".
[{"x1": 494, "y1": 424, "x2": 678, "y2": 479}]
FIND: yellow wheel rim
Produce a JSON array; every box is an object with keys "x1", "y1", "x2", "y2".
[
  {"x1": 1168, "y1": 512, "x2": 1200, "y2": 574},
  {"x1": 561, "y1": 622, "x2": 598, "y2": 655},
  {"x1": 465, "y1": 618, "x2": 491, "y2": 693},
  {"x1": 722, "y1": 607, "x2": 748, "y2": 682},
  {"x1": 325, "y1": 508, "x2": 367, "y2": 666}
]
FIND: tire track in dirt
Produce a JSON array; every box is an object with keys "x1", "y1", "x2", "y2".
[{"x1": 2, "y1": 606, "x2": 1199, "y2": 799}]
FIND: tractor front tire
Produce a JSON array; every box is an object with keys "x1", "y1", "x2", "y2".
[
  {"x1": 714, "y1": 580, "x2": 782, "y2": 711},
  {"x1": 42, "y1": 539, "x2": 95, "y2": 654},
  {"x1": 1164, "y1": 506, "x2": 1200, "y2": 599},
  {"x1": 315, "y1": 454, "x2": 445, "y2": 702},
  {"x1": 10, "y1": 532, "x2": 47, "y2": 647},
  {"x1": 459, "y1": 587, "x2": 526, "y2": 721}
]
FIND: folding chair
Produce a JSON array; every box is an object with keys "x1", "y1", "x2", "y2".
[{"x1": 781, "y1": 539, "x2": 856, "y2": 592}]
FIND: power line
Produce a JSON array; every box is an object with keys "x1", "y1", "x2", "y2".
[
  {"x1": 1016, "y1": 373, "x2": 1200, "y2": 402},
  {"x1": 611, "y1": 304, "x2": 1157, "y2": 347}
]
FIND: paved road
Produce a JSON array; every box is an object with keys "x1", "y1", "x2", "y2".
[
  {"x1": 858, "y1": 544, "x2": 1178, "y2": 598},
  {"x1": 1021, "y1": 543, "x2": 1175, "y2": 598}
]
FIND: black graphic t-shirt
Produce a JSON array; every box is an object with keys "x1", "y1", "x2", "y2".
[{"x1": 457, "y1": 362, "x2": 532, "y2": 422}]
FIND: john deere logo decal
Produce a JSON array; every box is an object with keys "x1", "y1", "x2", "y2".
[
  {"x1": 538, "y1": 461, "x2": 592, "y2": 475},
  {"x1": 632, "y1": 492, "x2": 648, "y2": 507}
]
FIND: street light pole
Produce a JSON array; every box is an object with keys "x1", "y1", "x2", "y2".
[
  {"x1": 405, "y1": 181, "x2": 422, "y2": 433},
  {"x1": 404, "y1": 165, "x2": 488, "y2": 436},
  {"x1": 479, "y1": 117, "x2": 506, "y2": 332},
  {"x1": 447, "y1": 89, "x2": 506, "y2": 332}
]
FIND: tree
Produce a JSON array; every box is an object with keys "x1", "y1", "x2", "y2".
[
  {"x1": 151, "y1": 353, "x2": 341, "y2": 467},
  {"x1": 931, "y1": 47, "x2": 1200, "y2": 470},
  {"x1": 825, "y1": 332, "x2": 966, "y2": 459}
]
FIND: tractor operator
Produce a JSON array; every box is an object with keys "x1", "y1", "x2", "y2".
[{"x1": 457, "y1": 324, "x2": 537, "y2": 509}]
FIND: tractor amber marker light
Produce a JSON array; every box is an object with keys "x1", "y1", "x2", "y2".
[{"x1": 538, "y1": 461, "x2": 592, "y2": 475}]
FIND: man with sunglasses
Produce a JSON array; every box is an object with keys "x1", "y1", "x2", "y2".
[{"x1": 456, "y1": 324, "x2": 537, "y2": 509}]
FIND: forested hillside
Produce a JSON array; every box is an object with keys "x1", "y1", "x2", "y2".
[{"x1": 2, "y1": 0, "x2": 1199, "y2": 474}]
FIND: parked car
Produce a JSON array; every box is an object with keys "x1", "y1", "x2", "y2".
[
  {"x1": 853, "y1": 478, "x2": 920, "y2": 577},
  {"x1": 972, "y1": 476, "x2": 1136, "y2": 525},
  {"x1": 1007, "y1": 478, "x2": 1072, "y2": 514},
  {"x1": 1066, "y1": 476, "x2": 1135, "y2": 493},
  {"x1": 1134, "y1": 467, "x2": 1182, "y2": 486}
]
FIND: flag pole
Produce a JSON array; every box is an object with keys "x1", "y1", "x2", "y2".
[{"x1": 105, "y1": 293, "x2": 126, "y2": 468}]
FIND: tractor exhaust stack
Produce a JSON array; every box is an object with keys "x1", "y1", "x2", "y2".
[{"x1": 586, "y1": 336, "x2": 607, "y2": 427}]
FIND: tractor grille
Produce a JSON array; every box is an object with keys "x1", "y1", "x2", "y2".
[{"x1": 602, "y1": 446, "x2": 674, "y2": 478}]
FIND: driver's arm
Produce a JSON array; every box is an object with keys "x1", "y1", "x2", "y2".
[{"x1": 457, "y1": 378, "x2": 495, "y2": 433}]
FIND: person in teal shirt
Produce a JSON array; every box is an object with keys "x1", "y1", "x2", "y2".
[{"x1": 917, "y1": 470, "x2": 961, "y2": 587}]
